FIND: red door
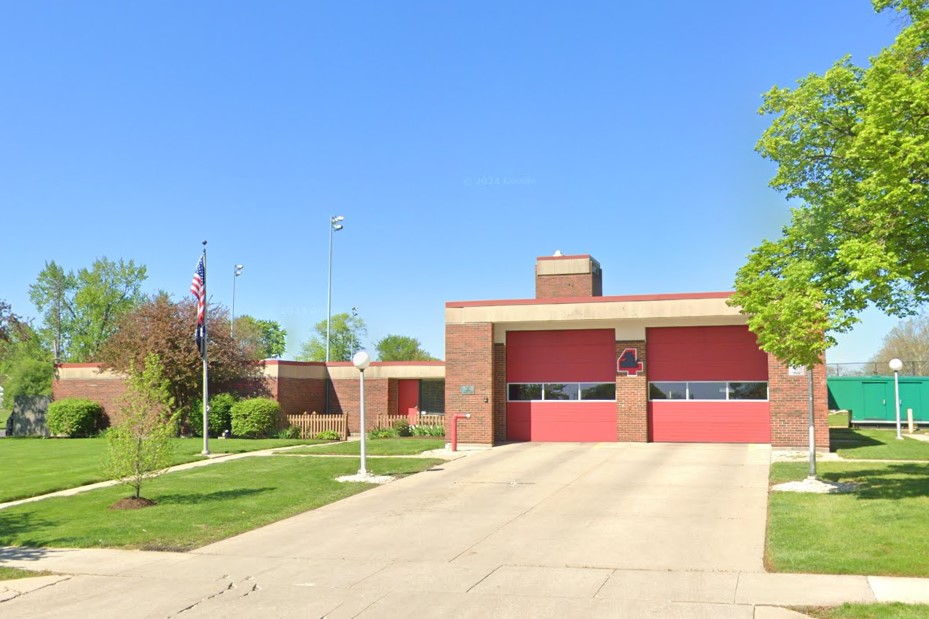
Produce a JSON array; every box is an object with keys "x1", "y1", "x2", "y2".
[
  {"x1": 506, "y1": 329, "x2": 616, "y2": 442},
  {"x1": 646, "y1": 326, "x2": 770, "y2": 443}
]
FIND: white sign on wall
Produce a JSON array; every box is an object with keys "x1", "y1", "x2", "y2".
[{"x1": 788, "y1": 366, "x2": 807, "y2": 376}]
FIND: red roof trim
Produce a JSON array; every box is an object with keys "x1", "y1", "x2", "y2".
[
  {"x1": 324, "y1": 360, "x2": 445, "y2": 367},
  {"x1": 446, "y1": 291, "x2": 734, "y2": 308},
  {"x1": 261, "y1": 360, "x2": 326, "y2": 367}
]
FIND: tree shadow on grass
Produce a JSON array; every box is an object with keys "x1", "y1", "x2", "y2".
[
  {"x1": 829, "y1": 428, "x2": 882, "y2": 452},
  {"x1": 818, "y1": 463, "x2": 929, "y2": 500},
  {"x1": 153, "y1": 487, "x2": 274, "y2": 505},
  {"x1": 0, "y1": 511, "x2": 57, "y2": 553}
]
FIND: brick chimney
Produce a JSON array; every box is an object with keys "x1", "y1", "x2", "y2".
[{"x1": 535, "y1": 253, "x2": 602, "y2": 298}]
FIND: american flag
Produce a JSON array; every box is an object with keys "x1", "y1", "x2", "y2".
[{"x1": 191, "y1": 255, "x2": 206, "y2": 355}]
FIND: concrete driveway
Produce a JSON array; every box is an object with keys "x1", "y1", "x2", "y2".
[{"x1": 2, "y1": 442, "x2": 882, "y2": 618}]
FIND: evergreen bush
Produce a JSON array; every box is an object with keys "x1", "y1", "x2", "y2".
[
  {"x1": 230, "y1": 397, "x2": 281, "y2": 438},
  {"x1": 46, "y1": 398, "x2": 103, "y2": 437}
]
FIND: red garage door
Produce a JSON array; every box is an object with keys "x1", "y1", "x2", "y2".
[
  {"x1": 506, "y1": 329, "x2": 616, "y2": 442},
  {"x1": 646, "y1": 326, "x2": 770, "y2": 443}
]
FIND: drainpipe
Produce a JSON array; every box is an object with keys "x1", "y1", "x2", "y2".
[{"x1": 450, "y1": 413, "x2": 471, "y2": 452}]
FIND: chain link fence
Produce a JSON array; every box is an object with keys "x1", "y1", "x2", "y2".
[{"x1": 826, "y1": 361, "x2": 929, "y2": 377}]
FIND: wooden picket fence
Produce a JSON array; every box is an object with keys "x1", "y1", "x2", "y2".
[
  {"x1": 286, "y1": 413, "x2": 347, "y2": 440},
  {"x1": 376, "y1": 413, "x2": 445, "y2": 429}
]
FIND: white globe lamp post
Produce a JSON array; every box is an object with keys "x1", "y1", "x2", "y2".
[{"x1": 352, "y1": 350, "x2": 371, "y2": 476}]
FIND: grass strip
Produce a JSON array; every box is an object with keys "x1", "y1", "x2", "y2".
[
  {"x1": 768, "y1": 462, "x2": 929, "y2": 577},
  {"x1": 803, "y1": 602, "x2": 929, "y2": 618},
  {"x1": 0, "y1": 437, "x2": 326, "y2": 503},
  {"x1": 0, "y1": 566, "x2": 52, "y2": 581},
  {"x1": 285, "y1": 438, "x2": 446, "y2": 456},
  {"x1": 0, "y1": 454, "x2": 442, "y2": 551},
  {"x1": 830, "y1": 428, "x2": 929, "y2": 460}
]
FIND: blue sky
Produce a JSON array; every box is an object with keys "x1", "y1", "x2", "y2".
[{"x1": 0, "y1": 1, "x2": 906, "y2": 362}]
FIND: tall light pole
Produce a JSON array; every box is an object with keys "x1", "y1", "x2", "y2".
[
  {"x1": 326, "y1": 215, "x2": 344, "y2": 362},
  {"x1": 351, "y1": 306, "x2": 359, "y2": 356},
  {"x1": 890, "y1": 358, "x2": 903, "y2": 440},
  {"x1": 353, "y1": 350, "x2": 371, "y2": 476},
  {"x1": 231, "y1": 264, "x2": 243, "y2": 339}
]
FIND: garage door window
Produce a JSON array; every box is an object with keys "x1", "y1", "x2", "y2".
[
  {"x1": 508, "y1": 382, "x2": 616, "y2": 401},
  {"x1": 649, "y1": 381, "x2": 768, "y2": 401}
]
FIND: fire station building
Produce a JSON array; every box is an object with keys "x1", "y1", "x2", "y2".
[{"x1": 443, "y1": 254, "x2": 828, "y2": 449}]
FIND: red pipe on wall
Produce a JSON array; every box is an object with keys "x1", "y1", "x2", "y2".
[{"x1": 450, "y1": 413, "x2": 471, "y2": 452}]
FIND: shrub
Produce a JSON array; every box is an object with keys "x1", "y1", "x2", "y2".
[
  {"x1": 368, "y1": 426, "x2": 398, "y2": 439},
  {"x1": 189, "y1": 392, "x2": 237, "y2": 437},
  {"x1": 275, "y1": 425, "x2": 300, "y2": 439},
  {"x1": 392, "y1": 418, "x2": 412, "y2": 437},
  {"x1": 315, "y1": 430, "x2": 341, "y2": 440},
  {"x1": 230, "y1": 397, "x2": 281, "y2": 438},
  {"x1": 46, "y1": 398, "x2": 103, "y2": 437},
  {"x1": 411, "y1": 424, "x2": 445, "y2": 437}
]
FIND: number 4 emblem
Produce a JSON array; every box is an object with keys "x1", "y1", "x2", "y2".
[{"x1": 617, "y1": 347, "x2": 644, "y2": 377}]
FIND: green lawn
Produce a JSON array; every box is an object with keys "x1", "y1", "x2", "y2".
[
  {"x1": 768, "y1": 462, "x2": 929, "y2": 576},
  {"x1": 285, "y1": 437, "x2": 446, "y2": 456},
  {"x1": 830, "y1": 428, "x2": 929, "y2": 460},
  {"x1": 0, "y1": 437, "x2": 326, "y2": 503},
  {"x1": 804, "y1": 602, "x2": 929, "y2": 619},
  {"x1": 829, "y1": 411, "x2": 850, "y2": 428},
  {"x1": 0, "y1": 454, "x2": 442, "y2": 551}
]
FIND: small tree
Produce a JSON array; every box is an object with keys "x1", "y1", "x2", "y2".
[{"x1": 104, "y1": 353, "x2": 176, "y2": 503}]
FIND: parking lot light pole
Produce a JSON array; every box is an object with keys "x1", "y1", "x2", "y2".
[
  {"x1": 231, "y1": 264, "x2": 243, "y2": 339},
  {"x1": 890, "y1": 358, "x2": 903, "y2": 440},
  {"x1": 326, "y1": 216, "x2": 344, "y2": 363}
]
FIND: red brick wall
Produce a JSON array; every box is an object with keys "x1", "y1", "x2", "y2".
[
  {"x1": 269, "y1": 376, "x2": 326, "y2": 415},
  {"x1": 329, "y1": 376, "x2": 391, "y2": 435},
  {"x1": 768, "y1": 356, "x2": 829, "y2": 448},
  {"x1": 493, "y1": 343, "x2": 507, "y2": 443},
  {"x1": 616, "y1": 341, "x2": 648, "y2": 442},
  {"x1": 445, "y1": 322, "x2": 495, "y2": 444},
  {"x1": 536, "y1": 273, "x2": 602, "y2": 298},
  {"x1": 53, "y1": 376, "x2": 127, "y2": 423}
]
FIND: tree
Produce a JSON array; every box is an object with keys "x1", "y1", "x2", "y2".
[
  {"x1": 297, "y1": 312, "x2": 367, "y2": 361},
  {"x1": 104, "y1": 353, "x2": 176, "y2": 503},
  {"x1": 29, "y1": 258, "x2": 147, "y2": 362},
  {"x1": 98, "y1": 294, "x2": 263, "y2": 416},
  {"x1": 871, "y1": 312, "x2": 929, "y2": 372},
  {"x1": 0, "y1": 301, "x2": 52, "y2": 408},
  {"x1": 730, "y1": 0, "x2": 929, "y2": 367},
  {"x1": 375, "y1": 334, "x2": 435, "y2": 361},
  {"x1": 233, "y1": 315, "x2": 287, "y2": 359}
]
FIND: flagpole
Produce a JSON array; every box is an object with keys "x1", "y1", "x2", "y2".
[{"x1": 201, "y1": 241, "x2": 210, "y2": 456}]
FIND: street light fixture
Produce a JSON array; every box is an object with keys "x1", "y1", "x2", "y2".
[
  {"x1": 352, "y1": 350, "x2": 371, "y2": 476},
  {"x1": 326, "y1": 216, "x2": 345, "y2": 363},
  {"x1": 231, "y1": 264, "x2": 244, "y2": 339},
  {"x1": 890, "y1": 358, "x2": 903, "y2": 440}
]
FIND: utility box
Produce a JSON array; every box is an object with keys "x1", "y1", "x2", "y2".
[{"x1": 827, "y1": 377, "x2": 929, "y2": 425}]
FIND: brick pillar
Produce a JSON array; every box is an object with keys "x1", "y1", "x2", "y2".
[
  {"x1": 616, "y1": 341, "x2": 648, "y2": 442},
  {"x1": 444, "y1": 323, "x2": 494, "y2": 445},
  {"x1": 768, "y1": 356, "x2": 829, "y2": 448},
  {"x1": 493, "y1": 342, "x2": 507, "y2": 443}
]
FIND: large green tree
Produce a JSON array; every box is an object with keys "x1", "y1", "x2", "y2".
[
  {"x1": 297, "y1": 312, "x2": 367, "y2": 362},
  {"x1": 233, "y1": 315, "x2": 287, "y2": 359},
  {"x1": 730, "y1": 0, "x2": 929, "y2": 367},
  {"x1": 29, "y1": 258, "x2": 147, "y2": 362},
  {"x1": 375, "y1": 334, "x2": 435, "y2": 361}
]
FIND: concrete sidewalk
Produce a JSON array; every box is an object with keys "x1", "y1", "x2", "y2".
[{"x1": 2, "y1": 442, "x2": 928, "y2": 618}]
